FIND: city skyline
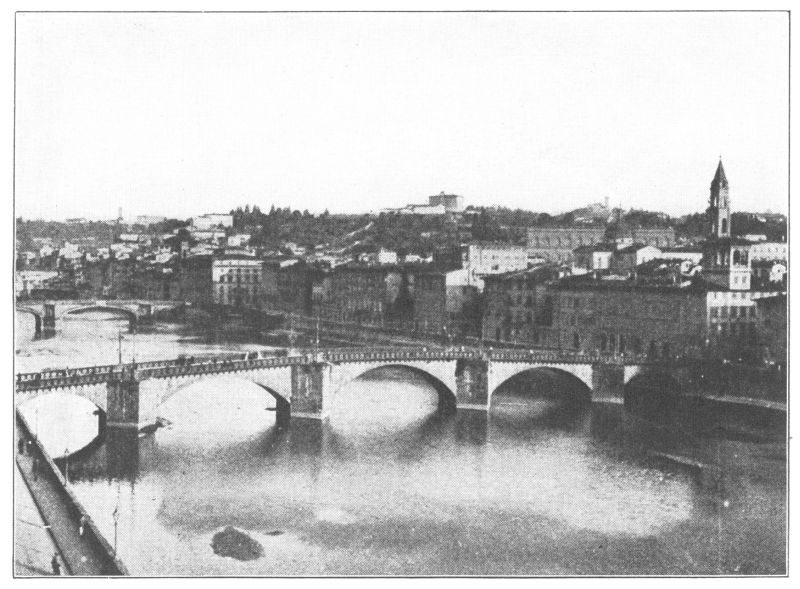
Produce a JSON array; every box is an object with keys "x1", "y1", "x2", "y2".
[{"x1": 14, "y1": 12, "x2": 789, "y2": 221}]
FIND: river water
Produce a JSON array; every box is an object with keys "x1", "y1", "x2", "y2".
[{"x1": 15, "y1": 313, "x2": 786, "y2": 575}]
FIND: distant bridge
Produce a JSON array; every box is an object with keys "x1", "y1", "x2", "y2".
[
  {"x1": 15, "y1": 346, "x2": 682, "y2": 430},
  {"x1": 16, "y1": 300, "x2": 186, "y2": 338}
]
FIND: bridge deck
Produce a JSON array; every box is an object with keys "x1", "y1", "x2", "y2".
[{"x1": 16, "y1": 346, "x2": 652, "y2": 393}]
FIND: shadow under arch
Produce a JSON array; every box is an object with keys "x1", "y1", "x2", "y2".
[
  {"x1": 155, "y1": 375, "x2": 291, "y2": 430},
  {"x1": 62, "y1": 305, "x2": 138, "y2": 332},
  {"x1": 337, "y1": 363, "x2": 458, "y2": 414},
  {"x1": 491, "y1": 366, "x2": 593, "y2": 406},
  {"x1": 624, "y1": 370, "x2": 683, "y2": 422},
  {"x1": 489, "y1": 366, "x2": 593, "y2": 432}
]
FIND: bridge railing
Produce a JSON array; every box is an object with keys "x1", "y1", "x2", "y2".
[{"x1": 17, "y1": 346, "x2": 661, "y2": 391}]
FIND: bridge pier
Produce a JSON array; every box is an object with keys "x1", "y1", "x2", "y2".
[
  {"x1": 591, "y1": 362, "x2": 625, "y2": 404},
  {"x1": 31, "y1": 314, "x2": 42, "y2": 339},
  {"x1": 455, "y1": 358, "x2": 490, "y2": 412},
  {"x1": 42, "y1": 303, "x2": 56, "y2": 339},
  {"x1": 106, "y1": 369, "x2": 140, "y2": 429},
  {"x1": 290, "y1": 362, "x2": 329, "y2": 422},
  {"x1": 137, "y1": 304, "x2": 153, "y2": 326},
  {"x1": 106, "y1": 428, "x2": 140, "y2": 479}
]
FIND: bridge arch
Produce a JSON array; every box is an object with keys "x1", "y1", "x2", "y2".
[
  {"x1": 16, "y1": 307, "x2": 43, "y2": 336},
  {"x1": 623, "y1": 370, "x2": 682, "y2": 419},
  {"x1": 488, "y1": 363, "x2": 594, "y2": 404},
  {"x1": 146, "y1": 374, "x2": 292, "y2": 429},
  {"x1": 330, "y1": 363, "x2": 458, "y2": 414},
  {"x1": 61, "y1": 305, "x2": 138, "y2": 332},
  {"x1": 17, "y1": 391, "x2": 107, "y2": 452},
  {"x1": 489, "y1": 365, "x2": 593, "y2": 407}
]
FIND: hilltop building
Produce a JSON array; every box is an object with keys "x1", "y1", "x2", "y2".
[{"x1": 382, "y1": 191, "x2": 465, "y2": 215}]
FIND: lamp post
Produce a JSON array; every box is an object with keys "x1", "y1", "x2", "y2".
[
  {"x1": 112, "y1": 504, "x2": 120, "y2": 555},
  {"x1": 63, "y1": 448, "x2": 69, "y2": 484},
  {"x1": 288, "y1": 313, "x2": 297, "y2": 351},
  {"x1": 117, "y1": 327, "x2": 123, "y2": 366}
]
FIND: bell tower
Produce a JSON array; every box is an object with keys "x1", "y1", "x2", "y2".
[
  {"x1": 702, "y1": 158, "x2": 751, "y2": 291},
  {"x1": 707, "y1": 158, "x2": 731, "y2": 238}
]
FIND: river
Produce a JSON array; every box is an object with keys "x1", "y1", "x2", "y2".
[{"x1": 15, "y1": 312, "x2": 786, "y2": 575}]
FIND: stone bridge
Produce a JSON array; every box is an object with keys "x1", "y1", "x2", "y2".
[
  {"x1": 13, "y1": 347, "x2": 678, "y2": 431},
  {"x1": 15, "y1": 299, "x2": 186, "y2": 338}
]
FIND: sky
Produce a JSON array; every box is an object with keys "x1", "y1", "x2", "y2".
[{"x1": 14, "y1": 12, "x2": 789, "y2": 221}]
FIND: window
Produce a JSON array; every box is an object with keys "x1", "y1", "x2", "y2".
[
  {"x1": 600, "y1": 333, "x2": 607, "y2": 351},
  {"x1": 573, "y1": 332, "x2": 580, "y2": 349}
]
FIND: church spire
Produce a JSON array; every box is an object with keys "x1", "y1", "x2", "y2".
[
  {"x1": 707, "y1": 158, "x2": 731, "y2": 238},
  {"x1": 710, "y1": 158, "x2": 728, "y2": 191}
]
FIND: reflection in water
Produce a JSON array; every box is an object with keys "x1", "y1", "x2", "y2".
[{"x1": 15, "y1": 313, "x2": 786, "y2": 575}]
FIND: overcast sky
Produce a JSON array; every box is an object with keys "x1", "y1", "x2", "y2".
[{"x1": 15, "y1": 12, "x2": 788, "y2": 221}]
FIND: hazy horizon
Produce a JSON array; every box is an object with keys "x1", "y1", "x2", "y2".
[{"x1": 15, "y1": 12, "x2": 789, "y2": 221}]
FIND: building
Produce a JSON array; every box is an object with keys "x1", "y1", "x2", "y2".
[
  {"x1": 320, "y1": 263, "x2": 404, "y2": 325},
  {"x1": 15, "y1": 270, "x2": 59, "y2": 297},
  {"x1": 190, "y1": 229, "x2": 227, "y2": 244},
  {"x1": 227, "y1": 234, "x2": 252, "y2": 247},
  {"x1": 263, "y1": 258, "x2": 314, "y2": 314},
  {"x1": 527, "y1": 225, "x2": 675, "y2": 264},
  {"x1": 212, "y1": 256, "x2": 266, "y2": 307},
  {"x1": 316, "y1": 262, "x2": 483, "y2": 334},
  {"x1": 175, "y1": 255, "x2": 214, "y2": 307},
  {"x1": 707, "y1": 159, "x2": 731, "y2": 237},
  {"x1": 751, "y1": 260, "x2": 787, "y2": 290},
  {"x1": 749, "y1": 241, "x2": 787, "y2": 262},
  {"x1": 658, "y1": 247, "x2": 704, "y2": 265},
  {"x1": 701, "y1": 161, "x2": 753, "y2": 291},
  {"x1": 547, "y1": 159, "x2": 785, "y2": 359},
  {"x1": 482, "y1": 265, "x2": 561, "y2": 345},
  {"x1": 609, "y1": 244, "x2": 662, "y2": 275},
  {"x1": 412, "y1": 267, "x2": 482, "y2": 337},
  {"x1": 427, "y1": 192, "x2": 464, "y2": 213},
  {"x1": 551, "y1": 276, "x2": 708, "y2": 356},
  {"x1": 435, "y1": 242, "x2": 530, "y2": 290},
  {"x1": 192, "y1": 213, "x2": 234, "y2": 230},
  {"x1": 383, "y1": 191, "x2": 465, "y2": 215},
  {"x1": 756, "y1": 294, "x2": 787, "y2": 366},
  {"x1": 358, "y1": 248, "x2": 399, "y2": 265},
  {"x1": 527, "y1": 227, "x2": 606, "y2": 264},
  {"x1": 133, "y1": 215, "x2": 167, "y2": 226}
]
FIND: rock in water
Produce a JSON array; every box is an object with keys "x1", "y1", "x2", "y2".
[{"x1": 211, "y1": 526, "x2": 265, "y2": 561}]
